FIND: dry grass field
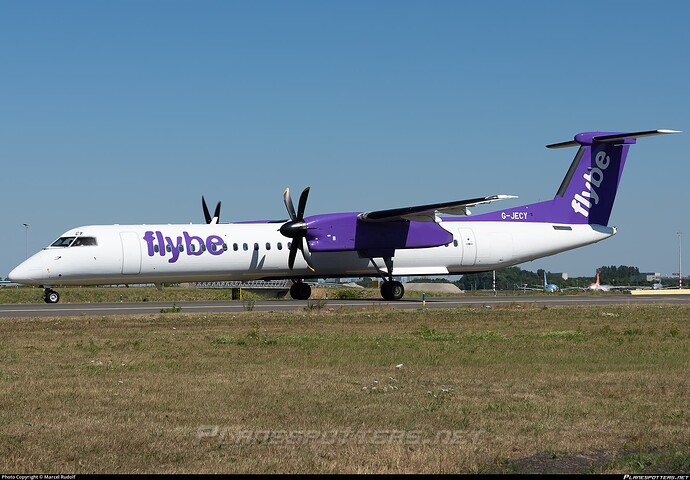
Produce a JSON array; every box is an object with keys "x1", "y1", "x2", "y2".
[{"x1": 1, "y1": 303, "x2": 689, "y2": 473}]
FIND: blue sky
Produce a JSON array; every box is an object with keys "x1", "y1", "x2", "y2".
[{"x1": 2, "y1": 0, "x2": 688, "y2": 279}]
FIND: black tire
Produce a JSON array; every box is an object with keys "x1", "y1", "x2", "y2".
[
  {"x1": 44, "y1": 290, "x2": 60, "y2": 304},
  {"x1": 380, "y1": 281, "x2": 405, "y2": 301},
  {"x1": 290, "y1": 282, "x2": 312, "y2": 300},
  {"x1": 390, "y1": 281, "x2": 405, "y2": 300}
]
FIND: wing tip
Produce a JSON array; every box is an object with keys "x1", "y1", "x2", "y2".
[
  {"x1": 657, "y1": 129, "x2": 682, "y2": 134},
  {"x1": 492, "y1": 194, "x2": 519, "y2": 200}
]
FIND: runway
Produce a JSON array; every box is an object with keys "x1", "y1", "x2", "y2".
[{"x1": 1, "y1": 293, "x2": 689, "y2": 318}]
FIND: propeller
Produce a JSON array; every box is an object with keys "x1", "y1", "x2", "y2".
[
  {"x1": 279, "y1": 187, "x2": 314, "y2": 271},
  {"x1": 202, "y1": 196, "x2": 221, "y2": 224}
]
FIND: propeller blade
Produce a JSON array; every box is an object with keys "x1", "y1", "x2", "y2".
[
  {"x1": 283, "y1": 187, "x2": 296, "y2": 221},
  {"x1": 296, "y1": 187, "x2": 310, "y2": 220},
  {"x1": 288, "y1": 241, "x2": 299, "y2": 270},
  {"x1": 300, "y1": 236, "x2": 315, "y2": 271},
  {"x1": 212, "y1": 201, "x2": 221, "y2": 224},
  {"x1": 202, "y1": 196, "x2": 212, "y2": 224}
]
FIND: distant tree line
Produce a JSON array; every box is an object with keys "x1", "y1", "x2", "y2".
[
  {"x1": 453, "y1": 265, "x2": 654, "y2": 291},
  {"x1": 596, "y1": 265, "x2": 640, "y2": 284}
]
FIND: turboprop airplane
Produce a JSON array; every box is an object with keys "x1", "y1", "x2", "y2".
[{"x1": 9, "y1": 129, "x2": 679, "y2": 303}]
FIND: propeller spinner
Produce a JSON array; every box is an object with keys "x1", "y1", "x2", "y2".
[{"x1": 279, "y1": 187, "x2": 314, "y2": 271}]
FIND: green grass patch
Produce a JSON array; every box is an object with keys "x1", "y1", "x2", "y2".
[{"x1": 0, "y1": 304, "x2": 689, "y2": 473}]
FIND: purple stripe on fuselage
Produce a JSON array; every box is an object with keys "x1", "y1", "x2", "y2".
[{"x1": 306, "y1": 213, "x2": 452, "y2": 252}]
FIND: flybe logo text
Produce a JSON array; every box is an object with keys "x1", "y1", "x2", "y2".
[
  {"x1": 143, "y1": 231, "x2": 226, "y2": 263},
  {"x1": 571, "y1": 151, "x2": 610, "y2": 218}
]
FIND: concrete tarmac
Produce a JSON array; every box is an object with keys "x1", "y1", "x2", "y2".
[{"x1": 1, "y1": 293, "x2": 689, "y2": 318}]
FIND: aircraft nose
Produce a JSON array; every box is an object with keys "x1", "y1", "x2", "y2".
[{"x1": 8, "y1": 259, "x2": 43, "y2": 285}]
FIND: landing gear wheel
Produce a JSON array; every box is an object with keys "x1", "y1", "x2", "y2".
[
  {"x1": 290, "y1": 282, "x2": 312, "y2": 300},
  {"x1": 380, "y1": 281, "x2": 404, "y2": 301},
  {"x1": 43, "y1": 289, "x2": 60, "y2": 304}
]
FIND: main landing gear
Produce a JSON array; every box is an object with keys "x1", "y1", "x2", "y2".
[
  {"x1": 370, "y1": 256, "x2": 405, "y2": 301},
  {"x1": 43, "y1": 288, "x2": 60, "y2": 304},
  {"x1": 380, "y1": 280, "x2": 405, "y2": 301},
  {"x1": 287, "y1": 253, "x2": 406, "y2": 301},
  {"x1": 289, "y1": 280, "x2": 312, "y2": 300}
]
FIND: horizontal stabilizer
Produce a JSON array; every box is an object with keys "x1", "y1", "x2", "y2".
[
  {"x1": 546, "y1": 129, "x2": 681, "y2": 149},
  {"x1": 358, "y1": 194, "x2": 518, "y2": 223},
  {"x1": 590, "y1": 129, "x2": 681, "y2": 144},
  {"x1": 546, "y1": 130, "x2": 681, "y2": 148}
]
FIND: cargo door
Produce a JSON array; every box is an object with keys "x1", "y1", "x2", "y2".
[{"x1": 457, "y1": 228, "x2": 476, "y2": 266}]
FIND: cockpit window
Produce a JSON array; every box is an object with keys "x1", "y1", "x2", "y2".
[
  {"x1": 73, "y1": 237, "x2": 97, "y2": 246},
  {"x1": 51, "y1": 237, "x2": 76, "y2": 247},
  {"x1": 50, "y1": 236, "x2": 98, "y2": 247}
]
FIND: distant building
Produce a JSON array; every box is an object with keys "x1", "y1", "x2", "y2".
[{"x1": 632, "y1": 272, "x2": 661, "y2": 282}]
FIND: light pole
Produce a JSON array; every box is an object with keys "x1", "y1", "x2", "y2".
[
  {"x1": 678, "y1": 231, "x2": 683, "y2": 289},
  {"x1": 23, "y1": 223, "x2": 30, "y2": 259}
]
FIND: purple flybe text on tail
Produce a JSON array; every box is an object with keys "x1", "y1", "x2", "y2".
[
  {"x1": 143, "y1": 231, "x2": 226, "y2": 263},
  {"x1": 571, "y1": 150, "x2": 610, "y2": 218}
]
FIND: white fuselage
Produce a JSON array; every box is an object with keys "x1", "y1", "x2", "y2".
[{"x1": 9, "y1": 220, "x2": 615, "y2": 287}]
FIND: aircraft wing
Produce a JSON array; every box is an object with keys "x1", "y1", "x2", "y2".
[{"x1": 357, "y1": 194, "x2": 517, "y2": 223}]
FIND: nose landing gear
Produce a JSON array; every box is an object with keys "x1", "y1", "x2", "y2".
[{"x1": 43, "y1": 288, "x2": 60, "y2": 304}]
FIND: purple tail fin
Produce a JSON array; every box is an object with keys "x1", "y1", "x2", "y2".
[
  {"x1": 472, "y1": 130, "x2": 679, "y2": 226},
  {"x1": 549, "y1": 132, "x2": 629, "y2": 225},
  {"x1": 547, "y1": 130, "x2": 679, "y2": 225}
]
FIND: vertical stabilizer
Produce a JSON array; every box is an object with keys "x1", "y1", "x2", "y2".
[
  {"x1": 453, "y1": 130, "x2": 679, "y2": 226},
  {"x1": 545, "y1": 130, "x2": 679, "y2": 226}
]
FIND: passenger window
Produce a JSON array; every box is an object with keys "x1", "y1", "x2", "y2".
[
  {"x1": 222, "y1": 243, "x2": 228, "y2": 251},
  {"x1": 154, "y1": 245, "x2": 159, "y2": 253},
  {"x1": 243, "y1": 243, "x2": 248, "y2": 251},
  {"x1": 454, "y1": 240, "x2": 458, "y2": 247},
  {"x1": 166, "y1": 244, "x2": 172, "y2": 253},
  {"x1": 277, "y1": 242, "x2": 283, "y2": 250},
  {"x1": 233, "y1": 243, "x2": 238, "y2": 251},
  {"x1": 266, "y1": 242, "x2": 271, "y2": 250},
  {"x1": 254, "y1": 243, "x2": 259, "y2": 251},
  {"x1": 190, "y1": 244, "x2": 196, "y2": 253},
  {"x1": 178, "y1": 244, "x2": 184, "y2": 252}
]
